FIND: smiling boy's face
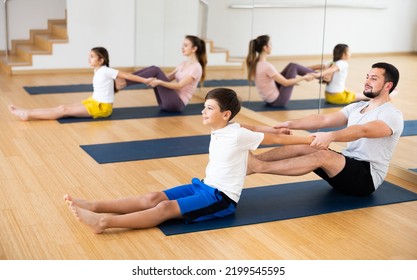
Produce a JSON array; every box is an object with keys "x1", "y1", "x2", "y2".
[{"x1": 202, "y1": 99, "x2": 230, "y2": 130}]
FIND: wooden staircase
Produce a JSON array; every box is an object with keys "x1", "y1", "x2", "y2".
[
  {"x1": 0, "y1": 18, "x2": 68, "y2": 75},
  {"x1": 205, "y1": 39, "x2": 244, "y2": 69}
]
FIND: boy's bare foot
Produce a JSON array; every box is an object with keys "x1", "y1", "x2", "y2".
[
  {"x1": 63, "y1": 194, "x2": 93, "y2": 211},
  {"x1": 9, "y1": 105, "x2": 30, "y2": 121},
  {"x1": 69, "y1": 203, "x2": 106, "y2": 234}
]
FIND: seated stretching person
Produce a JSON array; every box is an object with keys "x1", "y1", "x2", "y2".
[
  {"x1": 9, "y1": 47, "x2": 152, "y2": 121},
  {"x1": 64, "y1": 87, "x2": 314, "y2": 234},
  {"x1": 117, "y1": 35, "x2": 207, "y2": 112},
  {"x1": 244, "y1": 62, "x2": 403, "y2": 196},
  {"x1": 246, "y1": 34, "x2": 316, "y2": 107},
  {"x1": 310, "y1": 43, "x2": 368, "y2": 104}
]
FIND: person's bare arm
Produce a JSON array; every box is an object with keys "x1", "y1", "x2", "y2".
[
  {"x1": 274, "y1": 111, "x2": 348, "y2": 131},
  {"x1": 309, "y1": 120, "x2": 393, "y2": 149}
]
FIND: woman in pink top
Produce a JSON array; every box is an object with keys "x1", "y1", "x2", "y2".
[
  {"x1": 246, "y1": 35, "x2": 317, "y2": 107},
  {"x1": 118, "y1": 35, "x2": 207, "y2": 112}
]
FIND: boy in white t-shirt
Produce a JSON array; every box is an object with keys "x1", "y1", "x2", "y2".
[{"x1": 64, "y1": 88, "x2": 314, "y2": 234}]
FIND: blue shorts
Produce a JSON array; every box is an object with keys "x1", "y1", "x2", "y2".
[{"x1": 164, "y1": 178, "x2": 237, "y2": 223}]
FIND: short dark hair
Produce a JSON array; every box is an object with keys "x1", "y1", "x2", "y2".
[
  {"x1": 372, "y1": 62, "x2": 400, "y2": 93},
  {"x1": 205, "y1": 88, "x2": 241, "y2": 121}
]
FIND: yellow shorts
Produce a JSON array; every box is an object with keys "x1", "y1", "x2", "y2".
[
  {"x1": 325, "y1": 90, "x2": 356, "y2": 105},
  {"x1": 81, "y1": 97, "x2": 113, "y2": 118}
]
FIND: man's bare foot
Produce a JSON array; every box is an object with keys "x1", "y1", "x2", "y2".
[
  {"x1": 247, "y1": 152, "x2": 259, "y2": 175},
  {"x1": 9, "y1": 105, "x2": 30, "y2": 121},
  {"x1": 63, "y1": 194, "x2": 93, "y2": 211},
  {"x1": 69, "y1": 203, "x2": 106, "y2": 234}
]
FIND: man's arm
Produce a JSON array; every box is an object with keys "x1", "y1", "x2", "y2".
[{"x1": 310, "y1": 120, "x2": 393, "y2": 149}]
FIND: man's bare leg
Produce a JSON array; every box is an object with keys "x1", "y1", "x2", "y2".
[{"x1": 248, "y1": 148, "x2": 345, "y2": 178}]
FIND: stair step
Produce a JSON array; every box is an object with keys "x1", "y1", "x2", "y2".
[
  {"x1": 16, "y1": 44, "x2": 50, "y2": 54},
  {"x1": 51, "y1": 23, "x2": 68, "y2": 38},
  {"x1": 0, "y1": 54, "x2": 31, "y2": 66},
  {"x1": 35, "y1": 33, "x2": 68, "y2": 43}
]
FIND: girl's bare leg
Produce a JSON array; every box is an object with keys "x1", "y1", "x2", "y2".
[{"x1": 9, "y1": 103, "x2": 90, "y2": 120}]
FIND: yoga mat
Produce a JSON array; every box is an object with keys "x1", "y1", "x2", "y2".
[
  {"x1": 81, "y1": 135, "x2": 210, "y2": 164},
  {"x1": 24, "y1": 83, "x2": 147, "y2": 94},
  {"x1": 24, "y1": 79, "x2": 251, "y2": 95},
  {"x1": 81, "y1": 134, "x2": 277, "y2": 164},
  {"x1": 307, "y1": 120, "x2": 417, "y2": 137},
  {"x1": 59, "y1": 99, "x2": 341, "y2": 124},
  {"x1": 243, "y1": 98, "x2": 345, "y2": 112},
  {"x1": 158, "y1": 180, "x2": 417, "y2": 235},
  {"x1": 58, "y1": 103, "x2": 204, "y2": 123}
]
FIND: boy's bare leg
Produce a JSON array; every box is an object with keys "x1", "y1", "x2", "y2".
[
  {"x1": 68, "y1": 199, "x2": 182, "y2": 233},
  {"x1": 64, "y1": 192, "x2": 169, "y2": 214}
]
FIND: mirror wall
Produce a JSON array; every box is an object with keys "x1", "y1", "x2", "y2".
[{"x1": 206, "y1": 0, "x2": 416, "y2": 179}]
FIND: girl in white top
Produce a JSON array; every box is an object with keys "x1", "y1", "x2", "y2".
[
  {"x1": 311, "y1": 44, "x2": 368, "y2": 104},
  {"x1": 118, "y1": 35, "x2": 207, "y2": 112},
  {"x1": 246, "y1": 35, "x2": 316, "y2": 107},
  {"x1": 63, "y1": 88, "x2": 314, "y2": 233},
  {"x1": 9, "y1": 47, "x2": 152, "y2": 120}
]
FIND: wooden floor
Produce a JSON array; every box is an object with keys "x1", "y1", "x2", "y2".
[{"x1": 0, "y1": 54, "x2": 416, "y2": 260}]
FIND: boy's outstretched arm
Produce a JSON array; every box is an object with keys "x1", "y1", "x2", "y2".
[
  {"x1": 261, "y1": 132, "x2": 315, "y2": 146},
  {"x1": 241, "y1": 123, "x2": 291, "y2": 135}
]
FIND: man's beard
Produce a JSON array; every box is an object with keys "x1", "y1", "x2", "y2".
[{"x1": 363, "y1": 87, "x2": 381, "y2": 99}]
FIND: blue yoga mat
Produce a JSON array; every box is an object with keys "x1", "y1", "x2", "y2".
[
  {"x1": 158, "y1": 179, "x2": 417, "y2": 235},
  {"x1": 24, "y1": 79, "x2": 252, "y2": 95},
  {"x1": 81, "y1": 134, "x2": 277, "y2": 164},
  {"x1": 308, "y1": 120, "x2": 417, "y2": 137},
  {"x1": 58, "y1": 103, "x2": 204, "y2": 123},
  {"x1": 244, "y1": 98, "x2": 344, "y2": 112},
  {"x1": 24, "y1": 83, "x2": 146, "y2": 94},
  {"x1": 58, "y1": 98, "x2": 339, "y2": 124},
  {"x1": 81, "y1": 135, "x2": 210, "y2": 163}
]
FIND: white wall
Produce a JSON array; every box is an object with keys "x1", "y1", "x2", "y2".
[
  {"x1": 2, "y1": 0, "x2": 417, "y2": 71},
  {"x1": 207, "y1": 0, "x2": 417, "y2": 57},
  {"x1": 135, "y1": 0, "x2": 200, "y2": 67},
  {"x1": 16, "y1": 0, "x2": 137, "y2": 70},
  {"x1": 1, "y1": 0, "x2": 66, "y2": 49}
]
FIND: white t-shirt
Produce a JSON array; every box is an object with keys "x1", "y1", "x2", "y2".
[
  {"x1": 325, "y1": 60, "x2": 348, "y2": 93},
  {"x1": 341, "y1": 101, "x2": 404, "y2": 189},
  {"x1": 254, "y1": 60, "x2": 280, "y2": 103},
  {"x1": 92, "y1": 66, "x2": 119, "y2": 103},
  {"x1": 203, "y1": 123, "x2": 264, "y2": 202}
]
